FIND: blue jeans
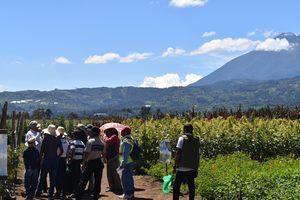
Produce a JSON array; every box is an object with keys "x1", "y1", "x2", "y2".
[
  {"x1": 36, "y1": 158, "x2": 59, "y2": 196},
  {"x1": 121, "y1": 162, "x2": 135, "y2": 197},
  {"x1": 24, "y1": 168, "x2": 39, "y2": 197}
]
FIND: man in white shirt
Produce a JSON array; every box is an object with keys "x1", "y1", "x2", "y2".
[
  {"x1": 173, "y1": 124, "x2": 200, "y2": 200},
  {"x1": 25, "y1": 121, "x2": 43, "y2": 152}
]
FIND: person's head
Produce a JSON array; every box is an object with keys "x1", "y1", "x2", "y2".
[
  {"x1": 56, "y1": 126, "x2": 66, "y2": 137},
  {"x1": 85, "y1": 124, "x2": 93, "y2": 136},
  {"x1": 42, "y1": 124, "x2": 57, "y2": 136},
  {"x1": 37, "y1": 124, "x2": 42, "y2": 132},
  {"x1": 90, "y1": 126, "x2": 100, "y2": 137},
  {"x1": 104, "y1": 128, "x2": 118, "y2": 137},
  {"x1": 72, "y1": 130, "x2": 82, "y2": 140},
  {"x1": 183, "y1": 124, "x2": 193, "y2": 134},
  {"x1": 29, "y1": 121, "x2": 39, "y2": 132},
  {"x1": 121, "y1": 126, "x2": 131, "y2": 137}
]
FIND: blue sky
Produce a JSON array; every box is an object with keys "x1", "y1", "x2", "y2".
[{"x1": 0, "y1": 0, "x2": 299, "y2": 91}]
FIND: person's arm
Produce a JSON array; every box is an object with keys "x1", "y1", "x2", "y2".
[
  {"x1": 121, "y1": 142, "x2": 131, "y2": 167},
  {"x1": 24, "y1": 132, "x2": 30, "y2": 143},
  {"x1": 173, "y1": 148, "x2": 182, "y2": 173},
  {"x1": 173, "y1": 137, "x2": 184, "y2": 173},
  {"x1": 82, "y1": 141, "x2": 91, "y2": 169}
]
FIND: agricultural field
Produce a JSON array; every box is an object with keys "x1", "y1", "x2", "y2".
[{"x1": 3, "y1": 115, "x2": 300, "y2": 199}]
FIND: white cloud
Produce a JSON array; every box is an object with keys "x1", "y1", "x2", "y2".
[
  {"x1": 140, "y1": 73, "x2": 202, "y2": 88},
  {"x1": 162, "y1": 47, "x2": 186, "y2": 57},
  {"x1": 119, "y1": 53, "x2": 152, "y2": 63},
  {"x1": 247, "y1": 31, "x2": 256, "y2": 37},
  {"x1": 202, "y1": 31, "x2": 216, "y2": 38},
  {"x1": 256, "y1": 38, "x2": 293, "y2": 52},
  {"x1": 85, "y1": 52, "x2": 152, "y2": 64},
  {"x1": 191, "y1": 38, "x2": 259, "y2": 55},
  {"x1": 84, "y1": 53, "x2": 120, "y2": 64},
  {"x1": 54, "y1": 56, "x2": 71, "y2": 64},
  {"x1": 181, "y1": 73, "x2": 203, "y2": 86},
  {"x1": 170, "y1": 0, "x2": 207, "y2": 8}
]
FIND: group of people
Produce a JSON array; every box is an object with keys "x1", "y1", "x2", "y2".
[{"x1": 23, "y1": 121, "x2": 137, "y2": 200}]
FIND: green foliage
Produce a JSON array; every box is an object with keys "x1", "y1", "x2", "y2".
[
  {"x1": 126, "y1": 116, "x2": 300, "y2": 164},
  {"x1": 148, "y1": 153, "x2": 300, "y2": 199}
]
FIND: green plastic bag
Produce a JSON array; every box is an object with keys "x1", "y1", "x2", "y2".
[{"x1": 162, "y1": 175, "x2": 172, "y2": 193}]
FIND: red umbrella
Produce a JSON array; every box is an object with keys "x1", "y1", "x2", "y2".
[{"x1": 100, "y1": 122, "x2": 128, "y2": 134}]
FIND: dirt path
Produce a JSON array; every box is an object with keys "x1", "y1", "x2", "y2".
[{"x1": 13, "y1": 167, "x2": 196, "y2": 200}]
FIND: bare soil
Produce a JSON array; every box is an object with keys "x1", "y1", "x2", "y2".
[{"x1": 13, "y1": 167, "x2": 199, "y2": 200}]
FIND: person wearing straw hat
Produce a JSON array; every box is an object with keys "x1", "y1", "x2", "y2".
[
  {"x1": 35, "y1": 124, "x2": 63, "y2": 199},
  {"x1": 23, "y1": 137, "x2": 40, "y2": 200},
  {"x1": 55, "y1": 126, "x2": 69, "y2": 199},
  {"x1": 25, "y1": 121, "x2": 43, "y2": 152}
]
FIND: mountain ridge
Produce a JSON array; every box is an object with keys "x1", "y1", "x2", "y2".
[
  {"x1": 192, "y1": 32, "x2": 300, "y2": 86},
  {"x1": 1, "y1": 76, "x2": 300, "y2": 115}
]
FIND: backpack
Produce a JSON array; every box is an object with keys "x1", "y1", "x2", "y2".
[{"x1": 130, "y1": 139, "x2": 142, "y2": 161}]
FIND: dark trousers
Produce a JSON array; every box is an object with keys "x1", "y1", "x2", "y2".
[
  {"x1": 55, "y1": 157, "x2": 67, "y2": 196},
  {"x1": 76, "y1": 159, "x2": 104, "y2": 200},
  {"x1": 24, "y1": 168, "x2": 39, "y2": 197},
  {"x1": 107, "y1": 156, "x2": 122, "y2": 191},
  {"x1": 69, "y1": 159, "x2": 82, "y2": 194},
  {"x1": 36, "y1": 158, "x2": 59, "y2": 197},
  {"x1": 173, "y1": 170, "x2": 196, "y2": 200}
]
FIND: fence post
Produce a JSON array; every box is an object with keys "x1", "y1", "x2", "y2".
[{"x1": 11, "y1": 111, "x2": 16, "y2": 150}]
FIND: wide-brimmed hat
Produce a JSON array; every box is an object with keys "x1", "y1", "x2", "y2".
[
  {"x1": 76, "y1": 124, "x2": 86, "y2": 132},
  {"x1": 25, "y1": 137, "x2": 38, "y2": 146},
  {"x1": 43, "y1": 124, "x2": 57, "y2": 135},
  {"x1": 56, "y1": 126, "x2": 68, "y2": 137},
  {"x1": 29, "y1": 121, "x2": 38, "y2": 129}
]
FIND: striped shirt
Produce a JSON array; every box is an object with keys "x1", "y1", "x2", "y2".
[
  {"x1": 85, "y1": 137, "x2": 104, "y2": 161},
  {"x1": 70, "y1": 140, "x2": 85, "y2": 160}
]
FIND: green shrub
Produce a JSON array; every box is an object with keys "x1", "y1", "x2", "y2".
[{"x1": 147, "y1": 153, "x2": 300, "y2": 199}]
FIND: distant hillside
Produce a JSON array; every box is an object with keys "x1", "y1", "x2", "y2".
[
  {"x1": 193, "y1": 33, "x2": 300, "y2": 86},
  {"x1": 1, "y1": 76, "x2": 300, "y2": 115}
]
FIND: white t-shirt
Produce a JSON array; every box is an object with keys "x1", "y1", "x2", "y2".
[{"x1": 176, "y1": 133, "x2": 194, "y2": 172}]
